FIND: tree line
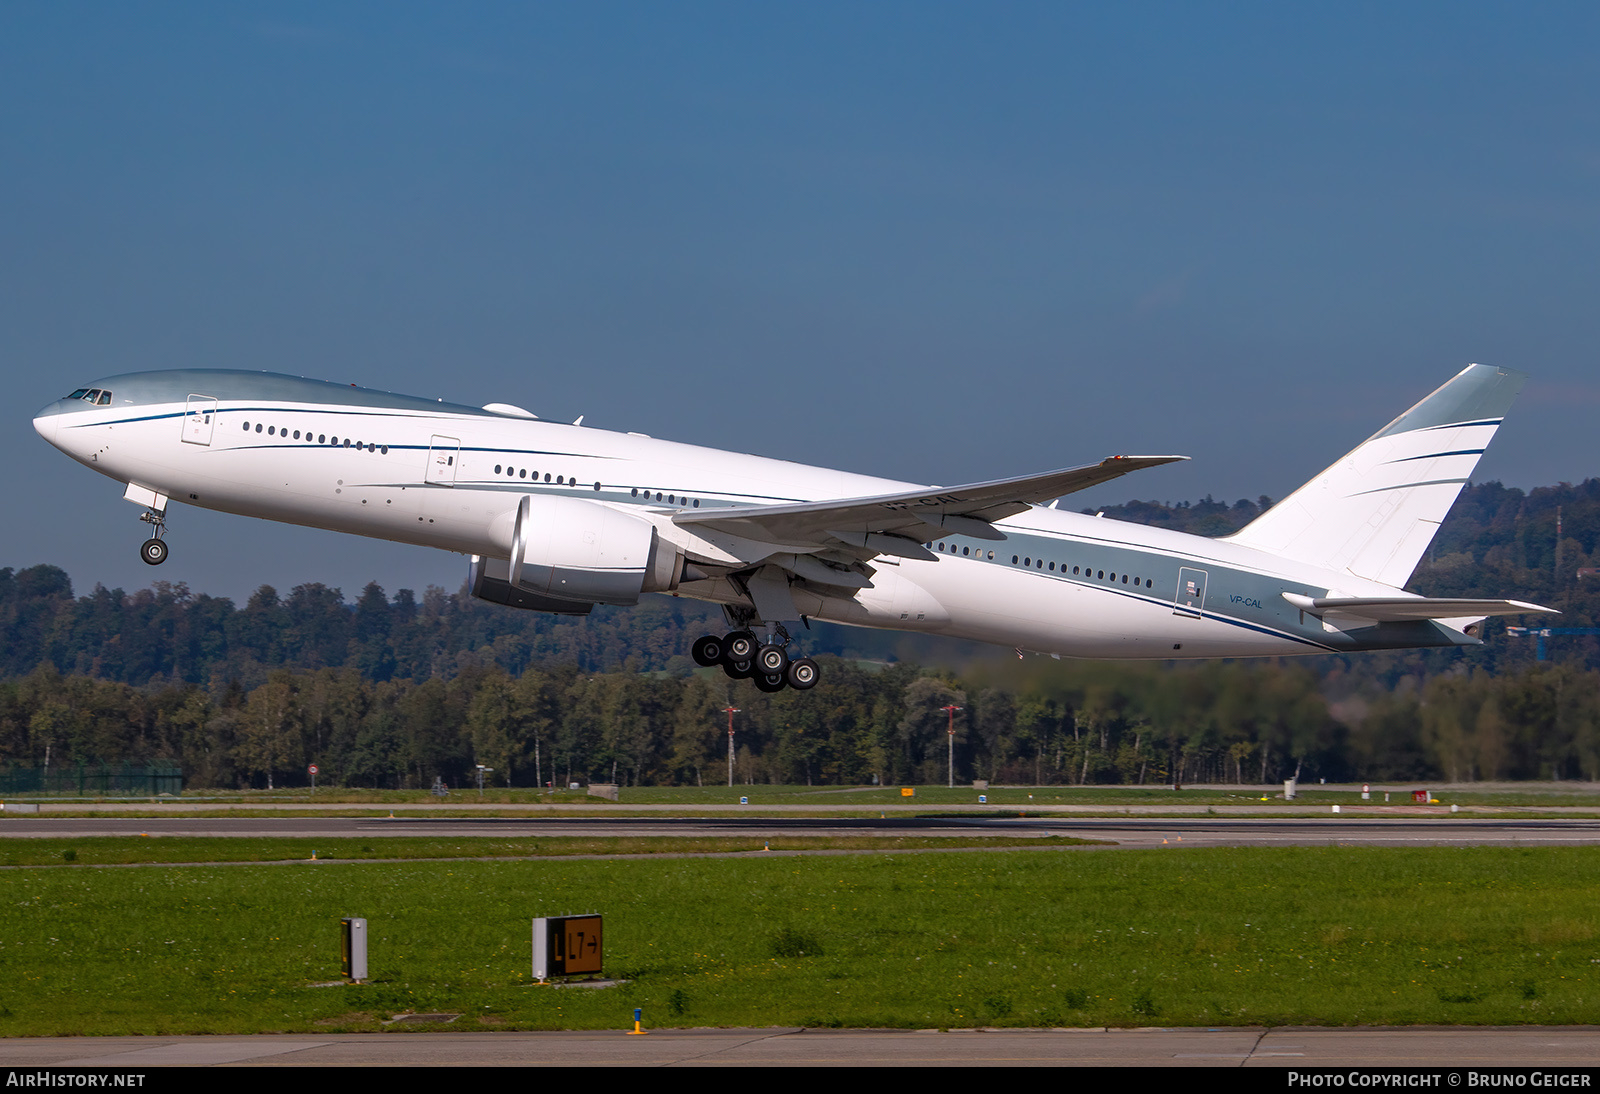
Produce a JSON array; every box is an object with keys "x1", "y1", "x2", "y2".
[
  {"x1": 1, "y1": 479, "x2": 1597, "y2": 789},
  {"x1": 5, "y1": 650, "x2": 1599, "y2": 791}
]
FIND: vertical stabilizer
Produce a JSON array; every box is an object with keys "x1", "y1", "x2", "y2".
[{"x1": 1224, "y1": 364, "x2": 1524, "y2": 589}]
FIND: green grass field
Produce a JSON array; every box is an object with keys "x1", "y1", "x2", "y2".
[{"x1": 2, "y1": 845, "x2": 1598, "y2": 1035}]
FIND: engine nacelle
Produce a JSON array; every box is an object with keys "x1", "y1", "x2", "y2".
[
  {"x1": 486, "y1": 494, "x2": 685, "y2": 608},
  {"x1": 469, "y1": 554, "x2": 593, "y2": 615}
]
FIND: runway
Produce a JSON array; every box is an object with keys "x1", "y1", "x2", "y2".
[
  {"x1": 7, "y1": 813, "x2": 1600, "y2": 848},
  {"x1": 5, "y1": 1026, "x2": 1600, "y2": 1067}
]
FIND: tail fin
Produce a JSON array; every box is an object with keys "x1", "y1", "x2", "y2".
[{"x1": 1224, "y1": 364, "x2": 1524, "y2": 589}]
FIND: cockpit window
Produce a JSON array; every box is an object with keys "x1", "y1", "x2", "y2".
[
  {"x1": 68, "y1": 389, "x2": 88, "y2": 400},
  {"x1": 66, "y1": 388, "x2": 112, "y2": 404},
  {"x1": 96, "y1": 391, "x2": 112, "y2": 405}
]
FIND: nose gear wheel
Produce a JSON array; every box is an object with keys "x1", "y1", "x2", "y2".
[{"x1": 137, "y1": 508, "x2": 169, "y2": 566}]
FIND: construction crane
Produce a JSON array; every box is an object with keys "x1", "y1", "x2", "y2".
[{"x1": 1504, "y1": 626, "x2": 1600, "y2": 661}]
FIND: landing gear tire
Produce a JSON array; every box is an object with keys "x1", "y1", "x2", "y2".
[
  {"x1": 755, "y1": 672, "x2": 786, "y2": 693},
  {"x1": 691, "y1": 635, "x2": 724, "y2": 667},
  {"x1": 723, "y1": 630, "x2": 756, "y2": 663},
  {"x1": 724, "y1": 658, "x2": 754, "y2": 680},
  {"x1": 755, "y1": 643, "x2": 788, "y2": 675},
  {"x1": 140, "y1": 538, "x2": 168, "y2": 566},
  {"x1": 786, "y1": 657, "x2": 819, "y2": 690}
]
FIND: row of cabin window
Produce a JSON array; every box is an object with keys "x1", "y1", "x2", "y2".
[
  {"x1": 929, "y1": 539, "x2": 1154, "y2": 589},
  {"x1": 931, "y1": 542, "x2": 997, "y2": 560},
  {"x1": 633, "y1": 488, "x2": 700, "y2": 507},
  {"x1": 241, "y1": 421, "x2": 388, "y2": 453},
  {"x1": 496, "y1": 464, "x2": 577, "y2": 484},
  {"x1": 496, "y1": 465, "x2": 601, "y2": 491},
  {"x1": 1012, "y1": 551, "x2": 1154, "y2": 588},
  {"x1": 231, "y1": 428, "x2": 699, "y2": 504},
  {"x1": 486, "y1": 467, "x2": 697, "y2": 505}
]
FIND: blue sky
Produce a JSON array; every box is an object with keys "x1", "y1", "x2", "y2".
[{"x1": 4, "y1": 3, "x2": 1597, "y2": 602}]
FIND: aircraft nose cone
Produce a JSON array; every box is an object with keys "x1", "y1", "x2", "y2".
[{"x1": 32, "y1": 404, "x2": 60, "y2": 445}]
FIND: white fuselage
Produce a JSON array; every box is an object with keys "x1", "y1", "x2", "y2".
[{"x1": 33, "y1": 371, "x2": 1463, "y2": 661}]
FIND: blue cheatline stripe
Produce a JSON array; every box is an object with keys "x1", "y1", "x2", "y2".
[
  {"x1": 1387, "y1": 449, "x2": 1485, "y2": 463},
  {"x1": 64, "y1": 411, "x2": 187, "y2": 427},
  {"x1": 171, "y1": 441, "x2": 585, "y2": 460},
  {"x1": 224, "y1": 441, "x2": 605, "y2": 460},
  {"x1": 970, "y1": 555, "x2": 1337, "y2": 652},
  {"x1": 1076, "y1": 580, "x2": 1336, "y2": 652},
  {"x1": 1417, "y1": 418, "x2": 1503, "y2": 432},
  {"x1": 1350, "y1": 477, "x2": 1469, "y2": 497}
]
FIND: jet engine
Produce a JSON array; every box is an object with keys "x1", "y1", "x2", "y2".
[
  {"x1": 469, "y1": 554, "x2": 594, "y2": 615},
  {"x1": 474, "y1": 494, "x2": 686, "y2": 613}
]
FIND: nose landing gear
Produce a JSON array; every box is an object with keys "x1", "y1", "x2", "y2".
[{"x1": 138, "y1": 507, "x2": 169, "y2": 566}]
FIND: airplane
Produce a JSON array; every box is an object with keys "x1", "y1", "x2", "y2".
[{"x1": 33, "y1": 363, "x2": 1553, "y2": 691}]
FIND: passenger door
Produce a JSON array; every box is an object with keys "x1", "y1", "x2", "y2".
[
  {"x1": 1173, "y1": 567, "x2": 1208, "y2": 617},
  {"x1": 426, "y1": 435, "x2": 461, "y2": 486},
  {"x1": 181, "y1": 395, "x2": 218, "y2": 446}
]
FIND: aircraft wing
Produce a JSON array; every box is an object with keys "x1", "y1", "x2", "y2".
[
  {"x1": 1281, "y1": 593, "x2": 1556, "y2": 622},
  {"x1": 672, "y1": 455, "x2": 1187, "y2": 552}
]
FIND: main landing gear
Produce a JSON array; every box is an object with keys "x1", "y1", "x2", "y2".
[
  {"x1": 138, "y1": 507, "x2": 169, "y2": 566},
  {"x1": 691, "y1": 628, "x2": 819, "y2": 692}
]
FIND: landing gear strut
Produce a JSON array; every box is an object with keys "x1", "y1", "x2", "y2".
[
  {"x1": 138, "y1": 508, "x2": 169, "y2": 566},
  {"x1": 691, "y1": 620, "x2": 820, "y2": 691}
]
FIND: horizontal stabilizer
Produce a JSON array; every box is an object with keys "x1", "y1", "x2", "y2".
[{"x1": 1281, "y1": 592, "x2": 1556, "y2": 622}]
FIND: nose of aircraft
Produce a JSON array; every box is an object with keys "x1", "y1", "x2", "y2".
[{"x1": 33, "y1": 401, "x2": 61, "y2": 445}]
